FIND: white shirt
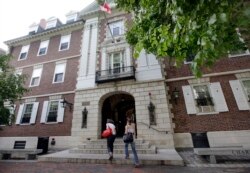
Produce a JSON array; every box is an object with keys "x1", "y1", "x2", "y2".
[{"x1": 106, "y1": 123, "x2": 116, "y2": 135}]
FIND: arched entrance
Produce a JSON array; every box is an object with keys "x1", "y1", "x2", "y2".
[{"x1": 101, "y1": 93, "x2": 136, "y2": 137}]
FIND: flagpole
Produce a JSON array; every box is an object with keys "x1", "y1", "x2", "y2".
[{"x1": 102, "y1": 11, "x2": 115, "y2": 42}]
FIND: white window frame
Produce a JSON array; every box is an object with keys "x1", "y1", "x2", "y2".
[
  {"x1": 37, "y1": 40, "x2": 49, "y2": 56},
  {"x1": 66, "y1": 14, "x2": 77, "y2": 23},
  {"x1": 182, "y1": 82, "x2": 228, "y2": 115},
  {"x1": 45, "y1": 20, "x2": 57, "y2": 29},
  {"x1": 191, "y1": 84, "x2": 215, "y2": 114},
  {"x1": 40, "y1": 100, "x2": 64, "y2": 124},
  {"x1": 59, "y1": 34, "x2": 71, "y2": 51},
  {"x1": 108, "y1": 51, "x2": 125, "y2": 74},
  {"x1": 107, "y1": 20, "x2": 124, "y2": 38},
  {"x1": 18, "y1": 45, "x2": 30, "y2": 60},
  {"x1": 30, "y1": 66, "x2": 43, "y2": 87},
  {"x1": 53, "y1": 62, "x2": 66, "y2": 83},
  {"x1": 16, "y1": 102, "x2": 39, "y2": 125}
]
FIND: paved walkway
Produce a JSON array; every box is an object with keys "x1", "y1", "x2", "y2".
[{"x1": 1, "y1": 161, "x2": 250, "y2": 173}]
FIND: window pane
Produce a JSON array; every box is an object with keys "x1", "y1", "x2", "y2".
[
  {"x1": 60, "y1": 42, "x2": 69, "y2": 50},
  {"x1": 20, "y1": 53, "x2": 27, "y2": 60},
  {"x1": 31, "y1": 77, "x2": 39, "y2": 86},
  {"x1": 38, "y1": 47, "x2": 46, "y2": 55},
  {"x1": 21, "y1": 104, "x2": 33, "y2": 124},
  {"x1": 113, "y1": 27, "x2": 120, "y2": 36},
  {"x1": 242, "y1": 80, "x2": 250, "y2": 100},
  {"x1": 54, "y1": 73, "x2": 63, "y2": 82},
  {"x1": 193, "y1": 85, "x2": 213, "y2": 106},
  {"x1": 47, "y1": 101, "x2": 58, "y2": 122}
]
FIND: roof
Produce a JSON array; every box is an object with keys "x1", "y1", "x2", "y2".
[
  {"x1": 4, "y1": 20, "x2": 84, "y2": 46},
  {"x1": 79, "y1": 0, "x2": 115, "y2": 17}
]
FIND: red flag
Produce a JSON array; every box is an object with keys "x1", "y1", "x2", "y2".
[{"x1": 100, "y1": 2, "x2": 111, "y2": 14}]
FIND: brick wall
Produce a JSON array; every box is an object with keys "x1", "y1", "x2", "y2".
[{"x1": 165, "y1": 55, "x2": 250, "y2": 133}]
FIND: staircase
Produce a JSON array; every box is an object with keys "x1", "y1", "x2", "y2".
[{"x1": 38, "y1": 138, "x2": 184, "y2": 166}]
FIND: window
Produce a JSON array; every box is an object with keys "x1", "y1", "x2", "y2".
[
  {"x1": 182, "y1": 82, "x2": 228, "y2": 114},
  {"x1": 53, "y1": 62, "x2": 66, "y2": 83},
  {"x1": 15, "y1": 102, "x2": 39, "y2": 125},
  {"x1": 40, "y1": 100, "x2": 65, "y2": 123},
  {"x1": 59, "y1": 34, "x2": 71, "y2": 51},
  {"x1": 30, "y1": 67, "x2": 42, "y2": 87},
  {"x1": 108, "y1": 20, "x2": 124, "y2": 37},
  {"x1": 46, "y1": 101, "x2": 59, "y2": 123},
  {"x1": 37, "y1": 40, "x2": 49, "y2": 56},
  {"x1": 66, "y1": 14, "x2": 77, "y2": 23},
  {"x1": 108, "y1": 52, "x2": 125, "y2": 74},
  {"x1": 229, "y1": 29, "x2": 249, "y2": 57},
  {"x1": 20, "y1": 103, "x2": 33, "y2": 124},
  {"x1": 46, "y1": 20, "x2": 57, "y2": 29},
  {"x1": 19, "y1": 45, "x2": 30, "y2": 60},
  {"x1": 242, "y1": 80, "x2": 250, "y2": 102},
  {"x1": 193, "y1": 85, "x2": 215, "y2": 113}
]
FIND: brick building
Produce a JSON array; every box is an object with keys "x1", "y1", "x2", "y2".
[{"x1": 1, "y1": 11, "x2": 84, "y2": 150}]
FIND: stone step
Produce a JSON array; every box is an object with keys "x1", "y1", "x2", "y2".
[
  {"x1": 85, "y1": 138, "x2": 145, "y2": 145},
  {"x1": 78, "y1": 142, "x2": 151, "y2": 149},
  {"x1": 69, "y1": 146, "x2": 156, "y2": 154},
  {"x1": 38, "y1": 149, "x2": 184, "y2": 166}
]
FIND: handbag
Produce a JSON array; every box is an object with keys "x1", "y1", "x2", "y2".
[
  {"x1": 123, "y1": 132, "x2": 134, "y2": 143},
  {"x1": 101, "y1": 127, "x2": 112, "y2": 138}
]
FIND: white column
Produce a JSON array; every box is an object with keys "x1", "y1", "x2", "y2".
[{"x1": 77, "y1": 17, "x2": 98, "y2": 89}]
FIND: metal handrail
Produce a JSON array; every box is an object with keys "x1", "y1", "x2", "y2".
[{"x1": 137, "y1": 122, "x2": 168, "y2": 134}]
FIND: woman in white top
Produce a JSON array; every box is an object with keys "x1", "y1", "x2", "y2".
[
  {"x1": 106, "y1": 119, "x2": 116, "y2": 161},
  {"x1": 124, "y1": 118, "x2": 139, "y2": 167}
]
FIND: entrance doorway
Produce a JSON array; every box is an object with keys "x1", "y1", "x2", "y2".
[{"x1": 101, "y1": 93, "x2": 135, "y2": 137}]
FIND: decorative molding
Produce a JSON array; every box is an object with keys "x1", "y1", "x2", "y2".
[
  {"x1": 49, "y1": 95, "x2": 62, "y2": 100},
  {"x1": 25, "y1": 98, "x2": 36, "y2": 103},
  {"x1": 21, "y1": 91, "x2": 75, "y2": 99}
]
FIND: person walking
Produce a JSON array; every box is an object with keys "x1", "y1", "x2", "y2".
[
  {"x1": 106, "y1": 119, "x2": 116, "y2": 161},
  {"x1": 124, "y1": 118, "x2": 140, "y2": 167}
]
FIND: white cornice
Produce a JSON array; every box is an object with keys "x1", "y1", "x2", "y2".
[{"x1": 5, "y1": 21, "x2": 84, "y2": 47}]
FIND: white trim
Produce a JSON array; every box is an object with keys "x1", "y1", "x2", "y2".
[
  {"x1": 59, "y1": 34, "x2": 71, "y2": 51},
  {"x1": 209, "y1": 82, "x2": 228, "y2": 112},
  {"x1": 52, "y1": 62, "x2": 66, "y2": 83},
  {"x1": 166, "y1": 69, "x2": 250, "y2": 82},
  {"x1": 40, "y1": 101, "x2": 49, "y2": 123},
  {"x1": 15, "y1": 104, "x2": 24, "y2": 125},
  {"x1": 29, "y1": 66, "x2": 43, "y2": 87},
  {"x1": 37, "y1": 40, "x2": 49, "y2": 56},
  {"x1": 229, "y1": 80, "x2": 250, "y2": 110},
  {"x1": 30, "y1": 102, "x2": 39, "y2": 124},
  {"x1": 18, "y1": 45, "x2": 30, "y2": 61},
  {"x1": 182, "y1": 85, "x2": 197, "y2": 114},
  {"x1": 21, "y1": 91, "x2": 75, "y2": 99}
]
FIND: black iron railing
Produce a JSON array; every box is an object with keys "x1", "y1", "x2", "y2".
[{"x1": 95, "y1": 66, "x2": 135, "y2": 83}]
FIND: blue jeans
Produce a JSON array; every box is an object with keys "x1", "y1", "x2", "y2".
[{"x1": 125, "y1": 142, "x2": 139, "y2": 164}]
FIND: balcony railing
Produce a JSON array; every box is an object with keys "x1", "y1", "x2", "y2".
[{"x1": 96, "y1": 66, "x2": 135, "y2": 84}]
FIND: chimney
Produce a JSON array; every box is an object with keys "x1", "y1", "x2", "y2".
[{"x1": 39, "y1": 19, "x2": 46, "y2": 29}]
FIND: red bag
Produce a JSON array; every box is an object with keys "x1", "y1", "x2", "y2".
[{"x1": 102, "y1": 127, "x2": 112, "y2": 138}]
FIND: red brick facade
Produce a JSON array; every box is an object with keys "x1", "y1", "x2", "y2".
[
  {"x1": 1, "y1": 23, "x2": 83, "y2": 137},
  {"x1": 165, "y1": 55, "x2": 250, "y2": 133}
]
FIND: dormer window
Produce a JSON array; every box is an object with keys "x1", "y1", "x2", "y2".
[
  {"x1": 65, "y1": 11, "x2": 78, "y2": 23},
  {"x1": 45, "y1": 17, "x2": 58, "y2": 29},
  {"x1": 29, "y1": 24, "x2": 38, "y2": 35},
  {"x1": 59, "y1": 34, "x2": 71, "y2": 51},
  {"x1": 19, "y1": 45, "x2": 30, "y2": 60},
  {"x1": 37, "y1": 40, "x2": 49, "y2": 56}
]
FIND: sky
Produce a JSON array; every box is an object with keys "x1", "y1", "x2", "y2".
[{"x1": 0, "y1": 0, "x2": 95, "y2": 51}]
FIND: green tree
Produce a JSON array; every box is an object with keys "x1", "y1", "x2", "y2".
[
  {"x1": 114, "y1": 0, "x2": 250, "y2": 77},
  {"x1": 0, "y1": 54, "x2": 28, "y2": 126}
]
